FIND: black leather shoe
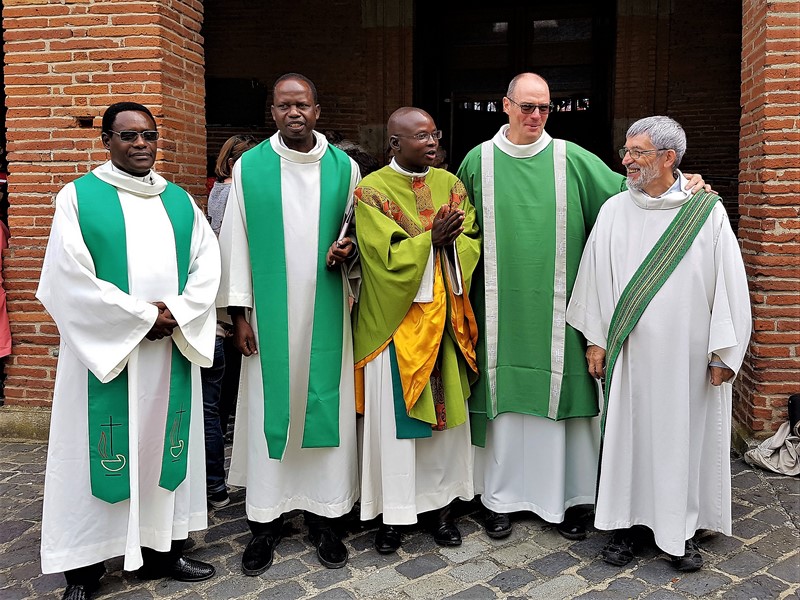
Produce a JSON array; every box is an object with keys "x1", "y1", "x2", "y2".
[
  {"x1": 670, "y1": 538, "x2": 704, "y2": 572},
  {"x1": 432, "y1": 521, "x2": 462, "y2": 546},
  {"x1": 138, "y1": 555, "x2": 215, "y2": 582},
  {"x1": 484, "y1": 510, "x2": 512, "y2": 539},
  {"x1": 62, "y1": 585, "x2": 92, "y2": 600},
  {"x1": 242, "y1": 533, "x2": 281, "y2": 576},
  {"x1": 374, "y1": 523, "x2": 402, "y2": 554},
  {"x1": 309, "y1": 527, "x2": 348, "y2": 569},
  {"x1": 430, "y1": 505, "x2": 462, "y2": 546},
  {"x1": 169, "y1": 556, "x2": 215, "y2": 582},
  {"x1": 601, "y1": 530, "x2": 635, "y2": 566},
  {"x1": 556, "y1": 508, "x2": 587, "y2": 541}
]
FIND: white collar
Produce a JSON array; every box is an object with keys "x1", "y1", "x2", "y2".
[
  {"x1": 492, "y1": 124, "x2": 553, "y2": 158},
  {"x1": 269, "y1": 130, "x2": 327, "y2": 164},
  {"x1": 93, "y1": 161, "x2": 167, "y2": 197},
  {"x1": 389, "y1": 157, "x2": 430, "y2": 178},
  {"x1": 628, "y1": 170, "x2": 692, "y2": 210},
  {"x1": 109, "y1": 162, "x2": 154, "y2": 184}
]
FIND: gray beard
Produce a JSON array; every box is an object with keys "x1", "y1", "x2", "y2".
[{"x1": 626, "y1": 166, "x2": 658, "y2": 192}]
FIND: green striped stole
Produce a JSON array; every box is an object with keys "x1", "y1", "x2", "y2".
[
  {"x1": 75, "y1": 172, "x2": 195, "y2": 503},
  {"x1": 601, "y1": 191, "x2": 719, "y2": 436}
]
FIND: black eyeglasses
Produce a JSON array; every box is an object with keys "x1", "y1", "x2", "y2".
[
  {"x1": 618, "y1": 147, "x2": 669, "y2": 160},
  {"x1": 108, "y1": 130, "x2": 159, "y2": 143},
  {"x1": 506, "y1": 98, "x2": 553, "y2": 115},
  {"x1": 394, "y1": 130, "x2": 443, "y2": 142}
]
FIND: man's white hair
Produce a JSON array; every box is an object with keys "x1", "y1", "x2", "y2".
[{"x1": 626, "y1": 116, "x2": 687, "y2": 167}]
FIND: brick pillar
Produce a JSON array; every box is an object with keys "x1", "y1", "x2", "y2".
[
  {"x1": 1, "y1": 0, "x2": 205, "y2": 438},
  {"x1": 735, "y1": 0, "x2": 800, "y2": 440}
]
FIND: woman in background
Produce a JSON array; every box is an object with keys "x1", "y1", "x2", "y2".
[{"x1": 204, "y1": 134, "x2": 258, "y2": 509}]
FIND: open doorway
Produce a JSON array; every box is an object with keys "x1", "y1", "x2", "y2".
[{"x1": 414, "y1": 1, "x2": 616, "y2": 169}]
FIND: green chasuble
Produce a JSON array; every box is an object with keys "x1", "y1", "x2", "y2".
[
  {"x1": 352, "y1": 165, "x2": 481, "y2": 436},
  {"x1": 75, "y1": 172, "x2": 194, "y2": 503},
  {"x1": 239, "y1": 140, "x2": 352, "y2": 460},
  {"x1": 457, "y1": 134, "x2": 626, "y2": 445}
]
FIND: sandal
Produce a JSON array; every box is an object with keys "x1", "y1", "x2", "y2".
[
  {"x1": 670, "y1": 537, "x2": 704, "y2": 572},
  {"x1": 601, "y1": 529, "x2": 635, "y2": 566}
]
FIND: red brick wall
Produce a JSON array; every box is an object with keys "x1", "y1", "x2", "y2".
[
  {"x1": 2, "y1": 0, "x2": 206, "y2": 407},
  {"x1": 735, "y1": 0, "x2": 800, "y2": 436}
]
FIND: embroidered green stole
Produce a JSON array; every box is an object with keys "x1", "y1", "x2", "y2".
[
  {"x1": 601, "y1": 191, "x2": 719, "y2": 436},
  {"x1": 75, "y1": 172, "x2": 195, "y2": 503},
  {"x1": 240, "y1": 140, "x2": 351, "y2": 460}
]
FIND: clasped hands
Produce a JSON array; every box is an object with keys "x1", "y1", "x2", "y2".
[
  {"x1": 146, "y1": 301, "x2": 177, "y2": 340},
  {"x1": 431, "y1": 204, "x2": 465, "y2": 247},
  {"x1": 584, "y1": 345, "x2": 733, "y2": 386}
]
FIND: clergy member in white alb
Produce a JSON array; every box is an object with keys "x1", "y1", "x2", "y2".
[
  {"x1": 216, "y1": 74, "x2": 361, "y2": 575},
  {"x1": 566, "y1": 116, "x2": 751, "y2": 572},
  {"x1": 37, "y1": 102, "x2": 221, "y2": 600}
]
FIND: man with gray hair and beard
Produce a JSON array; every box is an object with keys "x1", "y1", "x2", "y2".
[{"x1": 566, "y1": 116, "x2": 751, "y2": 571}]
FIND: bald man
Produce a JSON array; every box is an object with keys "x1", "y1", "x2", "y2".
[
  {"x1": 352, "y1": 107, "x2": 481, "y2": 553},
  {"x1": 457, "y1": 73, "x2": 709, "y2": 542}
]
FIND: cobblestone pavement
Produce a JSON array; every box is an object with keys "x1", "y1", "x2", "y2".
[{"x1": 1, "y1": 442, "x2": 798, "y2": 599}]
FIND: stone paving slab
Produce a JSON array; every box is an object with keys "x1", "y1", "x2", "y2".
[{"x1": 1, "y1": 442, "x2": 798, "y2": 599}]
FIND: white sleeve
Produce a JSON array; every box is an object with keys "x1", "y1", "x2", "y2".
[
  {"x1": 708, "y1": 206, "x2": 752, "y2": 374},
  {"x1": 36, "y1": 184, "x2": 158, "y2": 382},
  {"x1": 216, "y1": 160, "x2": 255, "y2": 309},
  {"x1": 164, "y1": 197, "x2": 221, "y2": 368}
]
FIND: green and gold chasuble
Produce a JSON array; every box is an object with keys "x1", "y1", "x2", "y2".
[
  {"x1": 240, "y1": 141, "x2": 352, "y2": 460},
  {"x1": 352, "y1": 166, "x2": 481, "y2": 438},
  {"x1": 457, "y1": 138, "x2": 626, "y2": 446},
  {"x1": 75, "y1": 172, "x2": 194, "y2": 504}
]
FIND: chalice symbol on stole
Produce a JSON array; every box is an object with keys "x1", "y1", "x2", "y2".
[
  {"x1": 99, "y1": 415, "x2": 126, "y2": 472},
  {"x1": 169, "y1": 406, "x2": 187, "y2": 459}
]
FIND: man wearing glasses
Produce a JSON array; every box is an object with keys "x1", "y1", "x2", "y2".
[
  {"x1": 352, "y1": 107, "x2": 481, "y2": 553},
  {"x1": 567, "y1": 116, "x2": 750, "y2": 571},
  {"x1": 38, "y1": 102, "x2": 220, "y2": 600},
  {"x1": 457, "y1": 73, "x2": 708, "y2": 543}
]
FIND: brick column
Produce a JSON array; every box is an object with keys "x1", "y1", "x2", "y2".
[
  {"x1": 1, "y1": 0, "x2": 205, "y2": 438},
  {"x1": 735, "y1": 0, "x2": 800, "y2": 440}
]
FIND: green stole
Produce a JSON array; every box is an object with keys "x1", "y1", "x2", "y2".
[
  {"x1": 75, "y1": 171, "x2": 195, "y2": 504},
  {"x1": 240, "y1": 140, "x2": 351, "y2": 460},
  {"x1": 390, "y1": 342, "x2": 433, "y2": 439},
  {"x1": 601, "y1": 191, "x2": 719, "y2": 436}
]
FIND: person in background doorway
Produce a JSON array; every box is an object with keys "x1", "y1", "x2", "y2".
[{"x1": 203, "y1": 134, "x2": 258, "y2": 510}]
